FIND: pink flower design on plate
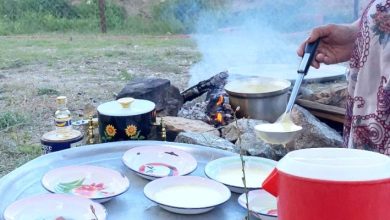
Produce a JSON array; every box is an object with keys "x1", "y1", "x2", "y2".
[{"x1": 74, "y1": 183, "x2": 110, "y2": 197}]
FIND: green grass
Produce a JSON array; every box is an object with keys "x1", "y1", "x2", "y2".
[
  {"x1": 0, "y1": 33, "x2": 201, "y2": 177},
  {"x1": 0, "y1": 112, "x2": 27, "y2": 130},
  {"x1": 0, "y1": 34, "x2": 199, "y2": 72},
  {"x1": 18, "y1": 144, "x2": 42, "y2": 155},
  {"x1": 118, "y1": 69, "x2": 134, "y2": 81}
]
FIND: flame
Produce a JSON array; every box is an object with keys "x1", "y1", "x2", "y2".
[
  {"x1": 216, "y1": 95, "x2": 224, "y2": 106},
  {"x1": 215, "y1": 112, "x2": 223, "y2": 123}
]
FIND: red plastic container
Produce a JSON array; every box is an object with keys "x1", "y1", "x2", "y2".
[{"x1": 262, "y1": 148, "x2": 390, "y2": 220}]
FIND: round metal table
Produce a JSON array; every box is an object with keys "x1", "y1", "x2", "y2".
[{"x1": 0, "y1": 141, "x2": 251, "y2": 220}]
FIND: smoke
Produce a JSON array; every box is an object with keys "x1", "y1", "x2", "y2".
[{"x1": 188, "y1": 0, "x2": 357, "y2": 85}]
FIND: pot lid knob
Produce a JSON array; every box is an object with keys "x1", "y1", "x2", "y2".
[{"x1": 117, "y1": 97, "x2": 135, "y2": 108}]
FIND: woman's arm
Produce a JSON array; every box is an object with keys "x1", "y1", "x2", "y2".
[{"x1": 297, "y1": 20, "x2": 360, "y2": 68}]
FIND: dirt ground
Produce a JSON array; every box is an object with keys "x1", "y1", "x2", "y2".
[
  {"x1": 0, "y1": 34, "x2": 199, "y2": 177},
  {"x1": 0, "y1": 33, "x2": 346, "y2": 178}
]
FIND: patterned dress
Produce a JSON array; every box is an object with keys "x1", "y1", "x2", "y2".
[{"x1": 344, "y1": 0, "x2": 390, "y2": 154}]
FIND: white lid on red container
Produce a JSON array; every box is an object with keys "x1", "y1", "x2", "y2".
[
  {"x1": 97, "y1": 97, "x2": 155, "y2": 117},
  {"x1": 277, "y1": 148, "x2": 390, "y2": 181}
]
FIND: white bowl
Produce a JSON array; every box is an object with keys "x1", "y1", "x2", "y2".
[
  {"x1": 122, "y1": 145, "x2": 198, "y2": 180},
  {"x1": 205, "y1": 156, "x2": 277, "y2": 193},
  {"x1": 238, "y1": 189, "x2": 278, "y2": 220},
  {"x1": 144, "y1": 176, "x2": 231, "y2": 214},
  {"x1": 3, "y1": 193, "x2": 107, "y2": 220},
  {"x1": 41, "y1": 165, "x2": 129, "y2": 203},
  {"x1": 254, "y1": 123, "x2": 302, "y2": 144}
]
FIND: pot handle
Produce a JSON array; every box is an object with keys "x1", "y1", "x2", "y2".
[
  {"x1": 262, "y1": 168, "x2": 279, "y2": 197},
  {"x1": 117, "y1": 97, "x2": 135, "y2": 108}
]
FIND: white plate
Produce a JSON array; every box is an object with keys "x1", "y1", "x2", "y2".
[
  {"x1": 144, "y1": 176, "x2": 231, "y2": 214},
  {"x1": 238, "y1": 189, "x2": 278, "y2": 220},
  {"x1": 41, "y1": 165, "x2": 129, "y2": 203},
  {"x1": 3, "y1": 193, "x2": 107, "y2": 220},
  {"x1": 122, "y1": 145, "x2": 198, "y2": 180},
  {"x1": 204, "y1": 156, "x2": 277, "y2": 193}
]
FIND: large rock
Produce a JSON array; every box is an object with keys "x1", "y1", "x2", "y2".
[
  {"x1": 159, "y1": 116, "x2": 220, "y2": 139},
  {"x1": 175, "y1": 131, "x2": 237, "y2": 153},
  {"x1": 222, "y1": 119, "x2": 287, "y2": 160},
  {"x1": 236, "y1": 132, "x2": 287, "y2": 161},
  {"x1": 286, "y1": 105, "x2": 344, "y2": 149},
  {"x1": 225, "y1": 106, "x2": 344, "y2": 160},
  {"x1": 117, "y1": 78, "x2": 183, "y2": 116},
  {"x1": 222, "y1": 118, "x2": 266, "y2": 142}
]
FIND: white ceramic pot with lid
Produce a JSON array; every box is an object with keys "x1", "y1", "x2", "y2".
[
  {"x1": 262, "y1": 148, "x2": 390, "y2": 220},
  {"x1": 97, "y1": 97, "x2": 156, "y2": 142}
]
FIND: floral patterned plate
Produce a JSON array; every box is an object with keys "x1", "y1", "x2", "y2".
[
  {"x1": 238, "y1": 189, "x2": 278, "y2": 220},
  {"x1": 3, "y1": 193, "x2": 107, "y2": 220},
  {"x1": 122, "y1": 145, "x2": 198, "y2": 180},
  {"x1": 144, "y1": 176, "x2": 231, "y2": 214},
  {"x1": 41, "y1": 165, "x2": 129, "y2": 203}
]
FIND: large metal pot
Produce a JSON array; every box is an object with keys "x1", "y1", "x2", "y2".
[
  {"x1": 225, "y1": 77, "x2": 291, "y2": 122},
  {"x1": 97, "y1": 97, "x2": 156, "y2": 142}
]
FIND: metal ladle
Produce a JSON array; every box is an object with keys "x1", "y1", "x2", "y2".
[{"x1": 255, "y1": 39, "x2": 321, "y2": 144}]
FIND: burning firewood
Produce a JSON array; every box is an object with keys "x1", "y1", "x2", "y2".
[
  {"x1": 181, "y1": 71, "x2": 229, "y2": 102},
  {"x1": 180, "y1": 71, "x2": 233, "y2": 127},
  {"x1": 206, "y1": 89, "x2": 233, "y2": 127}
]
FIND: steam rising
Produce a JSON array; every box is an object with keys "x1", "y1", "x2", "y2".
[{"x1": 188, "y1": 1, "x2": 356, "y2": 85}]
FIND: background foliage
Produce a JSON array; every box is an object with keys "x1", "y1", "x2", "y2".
[
  {"x1": 0, "y1": 0, "x2": 230, "y2": 35},
  {"x1": 0, "y1": 0, "x2": 360, "y2": 34}
]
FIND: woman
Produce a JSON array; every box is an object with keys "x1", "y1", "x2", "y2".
[{"x1": 298, "y1": 0, "x2": 390, "y2": 154}]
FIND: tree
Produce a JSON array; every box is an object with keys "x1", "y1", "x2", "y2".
[{"x1": 98, "y1": 0, "x2": 107, "y2": 33}]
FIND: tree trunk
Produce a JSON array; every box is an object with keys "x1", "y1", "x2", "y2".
[{"x1": 98, "y1": 0, "x2": 107, "y2": 33}]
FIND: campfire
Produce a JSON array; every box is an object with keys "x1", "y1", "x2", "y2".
[
  {"x1": 180, "y1": 71, "x2": 234, "y2": 127},
  {"x1": 206, "y1": 91, "x2": 233, "y2": 127}
]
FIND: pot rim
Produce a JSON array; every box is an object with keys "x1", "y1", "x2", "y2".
[{"x1": 225, "y1": 77, "x2": 291, "y2": 98}]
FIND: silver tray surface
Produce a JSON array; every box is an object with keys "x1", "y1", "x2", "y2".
[{"x1": 0, "y1": 141, "x2": 248, "y2": 220}]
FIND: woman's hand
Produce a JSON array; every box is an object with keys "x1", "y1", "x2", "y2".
[{"x1": 297, "y1": 22, "x2": 360, "y2": 68}]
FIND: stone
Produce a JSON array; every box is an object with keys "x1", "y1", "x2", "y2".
[
  {"x1": 304, "y1": 82, "x2": 348, "y2": 108},
  {"x1": 286, "y1": 105, "x2": 344, "y2": 150},
  {"x1": 159, "y1": 116, "x2": 220, "y2": 138},
  {"x1": 117, "y1": 78, "x2": 183, "y2": 116},
  {"x1": 222, "y1": 118, "x2": 266, "y2": 142},
  {"x1": 177, "y1": 100, "x2": 209, "y2": 122},
  {"x1": 225, "y1": 107, "x2": 343, "y2": 160},
  {"x1": 236, "y1": 132, "x2": 287, "y2": 161},
  {"x1": 162, "y1": 85, "x2": 184, "y2": 116},
  {"x1": 175, "y1": 131, "x2": 237, "y2": 153},
  {"x1": 220, "y1": 118, "x2": 287, "y2": 160}
]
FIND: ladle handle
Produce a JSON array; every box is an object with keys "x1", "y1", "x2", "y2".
[
  {"x1": 285, "y1": 73, "x2": 304, "y2": 114},
  {"x1": 286, "y1": 39, "x2": 321, "y2": 114},
  {"x1": 298, "y1": 38, "x2": 320, "y2": 75}
]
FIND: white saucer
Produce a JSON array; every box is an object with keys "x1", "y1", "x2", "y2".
[
  {"x1": 238, "y1": 189, "x2": 278, "y2": 220},
  {"x1": 144, "y1": 176, "x2": 231, "y2": 214},
  {"x1": 205, "y1": 156, "x2": 276, "y2": 193},
  {"x1": 122, "y1": 145, "x2": 198, "y2": 180},
  {"x1": 41, "y1": 165, "x2": 130, "y2": 203},
  {"x1": 3, "y1": 193, "x2": 107, "y2": 220}
]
